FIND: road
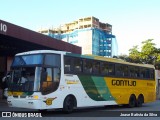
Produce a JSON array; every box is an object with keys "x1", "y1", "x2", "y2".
[{"x1": 0, "y1": 99, "x2": 160, "y2": 119}]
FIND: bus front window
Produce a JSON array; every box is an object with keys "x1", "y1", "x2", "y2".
[
  {"x1": 8, "y1": 67, "x2": 36, "y2": 93},
  {"x1": 7, "y1": 53, "x2": 61, "y2": 95},
  {"x1": 41, "y1": 68, "x2": 60, "y2": 95}
]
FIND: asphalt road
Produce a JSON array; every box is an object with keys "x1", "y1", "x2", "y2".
[{"x1": 0, "y1": 100, "x2": 160, "y2": 120}]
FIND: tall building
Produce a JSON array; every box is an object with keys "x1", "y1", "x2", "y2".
[{"x1": 39, "y1": 16, "x2": 118, "y2": 57}]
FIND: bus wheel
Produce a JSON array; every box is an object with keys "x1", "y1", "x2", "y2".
[
  {"x1": 136, "y1": 94, "x2": 144, "y2": 107},
  {"x1": 128, "y1": 94, "x2": 136, "y2": 108},
  {"x1": 63, "y1": 96, "x2": 75, "y2": 113}
]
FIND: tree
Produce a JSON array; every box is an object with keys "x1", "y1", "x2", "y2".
[
  {"x1": 116, "y1": 39, "x2": 160, "y2": 65},
  {"x1": 128, "y1": 45, "x2": 142, "y2": 63},
  {"x1": 154, "y1": 48, "x2": 160, "y2": 68},
  {"x1": 140, "y1": 39, "x2": 157, "y2": 64},
  {"x1": 118, "y1": 54, "x2": 130, "y2": 62},
  {"x1": 120, "y1": 39, "x2": 160, "y2": 65}
]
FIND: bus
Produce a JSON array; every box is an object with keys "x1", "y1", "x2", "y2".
[{"x1": 7, "y1": 50, "x2": 156, "y2": 113}]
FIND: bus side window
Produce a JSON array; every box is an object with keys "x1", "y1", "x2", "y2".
[
  {"x1": 145, "y1": 69, "x2": 150, "y2": 78},
  {"x1": 115, "y1": 64, "x2": 122, "y2": 76},
  {"x1": 64, "y1": 56, "x2": 72, "y2": 73},
  {"x1": 65, "y1": 65, "x2": 71, "y2": 72},
  {"x1": 92, "y1": 61, "x2": 100, "y2": 74},
  {"x1": 129, "y1": 66, "x2": 136, "y2": 77},
  {"x1": 140, "y1": 68, "x2": 145, "y2": 78},
  {"x1": 73, "y1": 58, "x2": 82, "y2": 73},
  {"x1": 41, "y1": 68, "x2": 59, "y2": 95},
  {"x1": 101, "y1": 62, "x2": 109, "y2": 75},
  {"x1": 123, "y1": 65, "x2": 128, "y2": 77},
  {"x1": 83, "y1": 59, "x2": 92, "y2": 74},
  {"x1": 135, "y1": 67, "x2": 140, "y2": 77},
  {"x1": 108, "y1": 63, "x2": 115, "y2": 76},
  {"x1": 150, "y1": 69, "x2": 155, "y2": 79}
]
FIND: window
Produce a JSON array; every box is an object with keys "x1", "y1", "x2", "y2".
[
  {"x1": 150, "y1": 69, "x2": 155, "y2": 79},
  {"x1": 45, "y1": 54, "x2": 61, "y2": 67},
  {"x1": 92, "y1": 61, "x2": 100, "y2": 74},
  {"x1": 123, "y1": 65, "x2": 128, "y2": 77},
  {"x1": 116, "y1": 64, "x2": 124, "y2": 76},
  {"x1": 115, "y1": 64, "x2": 128, "y2": 77},
  {"x1": 53, "y1": 68, "x2": 60, "y2": 82},
  {"x1": 64, "y1": 56, "x2": 83, "y2": 74},
  {"x1": 129, "y1": 66, "x2": 137, "y2": 77},
  {"x1": 46, "y1": 68, "x2": 52, "y2": 81},
  {"x1": 73, "y1": 58, "x2": 82, "y2": 73},
  {"x1": 134, "y1": 67, "x2": 140, "y2": 77},
  {"x1": 101, "y1": 62, "x2": 109, "y2": 75},
  {"x1": 41, "y1": 68, "x2": 60, "y2": 95},
  {"x1": 140, "y1": 68, "x2": 146, "y2": 78},
  {"x1": 64, "y1": 56, "x2": 72, "y2": 73},
  {"x1": 83, "y1": 59, "x2": 92, "y2": 74},
  {"x1": 41, "y1": 68, "x2": 53, "y2": 95},
  {"x1": 139, "y1": 68, "x2": 155, "y2": 79},
  {"x1": 12, "y1": 54, "x2": 43, "y2": 66},
  {"x1": 101, "y1": 62, "x2": 115, "y2": 76},
  {"x1": 108, "y1": 63, "x2": 115, "y2": 75},
  {"x1": 115, "y1": 65, "x2": 128, "y2": 77},
  {"x1": 143, "y1": 68, "x2": 154, "y2": 79},
  {"x1": 128, "y1": 66, "x2": 141, "y2": 78},
  {"x1": 145, "y1": 69, "x2": 150, "y2": 78}
]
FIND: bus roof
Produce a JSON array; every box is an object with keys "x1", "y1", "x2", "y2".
[
  {"x1": 15, "y1": 50, "x2": 154, "y2": 69},
  {"x1": 66, "y1": 53, "x2": 154, "y2": 68},
  {"x1": 15, "y1": 50, "x2": 67, "y2": 56}
]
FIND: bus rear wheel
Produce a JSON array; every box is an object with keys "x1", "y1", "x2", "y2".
[
  {"x1": 136, "y1": 94, "x2": 144, "y2": 107},
  {"x1": 63, "y1": 95, "x2": 76, "y2": 113},
  {"x1": 128, "y1": 94, "x2": 136, "y2": 108}
]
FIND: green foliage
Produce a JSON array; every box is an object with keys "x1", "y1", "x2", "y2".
[
  {"x1": 140, "y1": 39, "x2": 157, "y2": 64},
  {"x1": 117, "y1": 39, "x2": 160, "y2": 65},
  {"x1": 157, "y1": 55, "x2": 160, "y2": 62},
  {"x1": 128, "y1": 45, "x2": 142, "y2": 63}
]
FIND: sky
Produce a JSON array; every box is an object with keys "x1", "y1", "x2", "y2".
[{"x1": 0, "y1": 0, "x2": 160, "y2": 55}]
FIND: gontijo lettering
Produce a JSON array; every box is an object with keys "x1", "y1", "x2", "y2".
[{"x1": 112, "y1": 79, "x2": 136, "y2": 86}]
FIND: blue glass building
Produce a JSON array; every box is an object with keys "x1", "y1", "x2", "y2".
[{"x1": 39, "y1": 16, "x2": 118, "y2": 57}]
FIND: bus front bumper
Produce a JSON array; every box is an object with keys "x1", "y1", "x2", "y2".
[{"x1": 7, "y1": 98, "x2": 43, "y2": 109}]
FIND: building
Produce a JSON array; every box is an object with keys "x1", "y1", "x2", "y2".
[
  {"x1": 0, "y1": 19, "x2": 81, "y2": 97},
  {"x1": 39, "y1": 16, "x2": 118, "y2": 57}
]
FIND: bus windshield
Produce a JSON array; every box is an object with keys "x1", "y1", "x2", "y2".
[
  {"x1": 7, "y1": 67, "x2": 40, "y2": 92},
  {"x1": 12, "y1": 54, "x2": 43, "y2": 67},
  {"x1": 7, "y1": 53, "x2": 61, "y2": 95}
]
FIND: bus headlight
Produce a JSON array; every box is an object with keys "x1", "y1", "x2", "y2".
[
  {"x1": 33, "y1": 95, "x2": 39, "y2": 99},
  {"x1": 28, "y1": 95, "x2": 39, "y2": 99},
  {"x1": 8, "y1": 91, "x2": 12, "y2": 96}
]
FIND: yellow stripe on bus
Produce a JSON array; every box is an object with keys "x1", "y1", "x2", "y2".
[{"x1": 8, "y1": 91, "x2": 23, "y2": 96}]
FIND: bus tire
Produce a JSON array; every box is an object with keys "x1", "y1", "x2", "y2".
[
  {"x1": 63, "y1": 95, "x2": 76, "y2": 113},
  {"x1": 136, "y1": 94, "x2": 144, "y2": 107},
  {"x1": 128, "y1": 94, "x2": 136, "y2": 108}
]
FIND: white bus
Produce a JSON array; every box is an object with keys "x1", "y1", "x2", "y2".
[{"x1": 7, "y1": 50, "x2": 156, "y2": 113}]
